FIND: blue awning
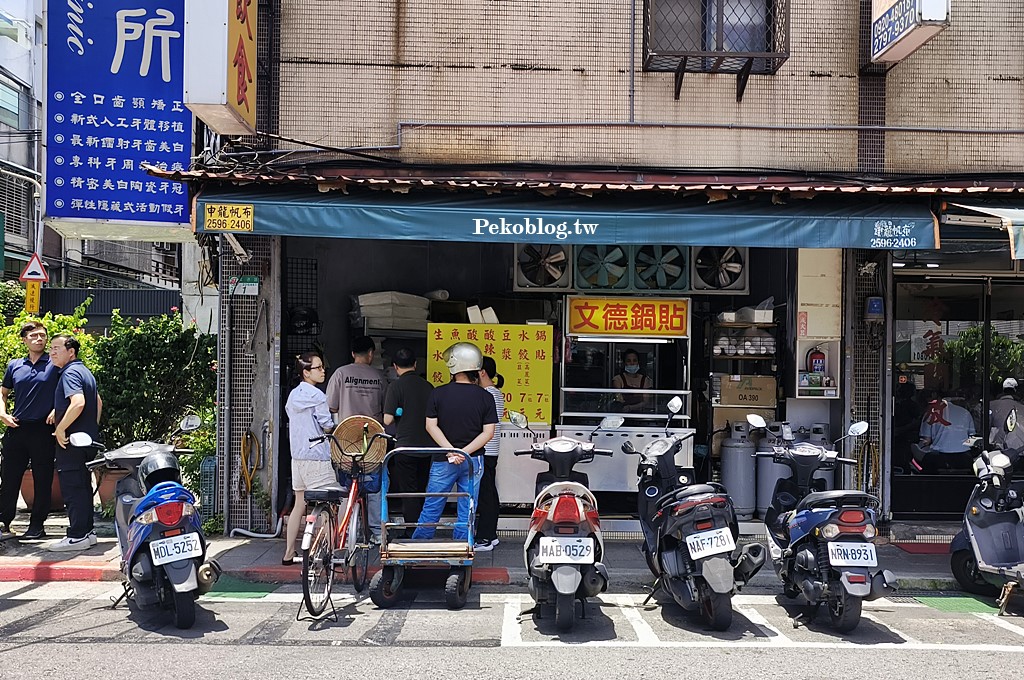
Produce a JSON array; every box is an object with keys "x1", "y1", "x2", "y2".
[{"x1": 196, "y1": 188, "x2": 939, "y2": 250}]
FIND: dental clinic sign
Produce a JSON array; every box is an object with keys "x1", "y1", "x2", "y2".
[
  {"x1": 45, "y1": 0, "x2": 191, "y2": 225},
  {"x1": 871, "y1": 0, "x2": 951, "y2": 63}
]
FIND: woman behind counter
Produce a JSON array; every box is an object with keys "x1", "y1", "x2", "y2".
[{"x1": 611, "y1": 348, "x2": 653, "y2": 413}]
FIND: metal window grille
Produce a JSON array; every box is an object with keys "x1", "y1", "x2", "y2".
[{"x1": 644, "y1": 0, "x2": 790, "y2": 74}]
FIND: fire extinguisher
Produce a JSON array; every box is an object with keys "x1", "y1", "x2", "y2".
[{"x1": 806, "y1": 345, "x2": 827, "y2": 374}]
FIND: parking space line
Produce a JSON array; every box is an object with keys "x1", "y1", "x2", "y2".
[
  {"x1": 734, "y1": 605, "x2": 794, "y2": 645},
  {"x1": 501, "y1": 596, "x2": 525, "y2": 646},
  {"x1": 973, "y1": 613, "x2": 1024, "y2": 640},
  {"x1": 861, "y1": 612, "x2": 921, "y2": 644},
  {"x1": 600, "y1": 594, "x2": 660, "y2": 644}
]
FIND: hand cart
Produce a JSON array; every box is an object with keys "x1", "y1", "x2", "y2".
[{"x1": 369, "y1": 447, "x2": 478, "y2": 610}]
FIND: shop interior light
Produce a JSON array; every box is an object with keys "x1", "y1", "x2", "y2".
[
  {"x1": 926, "y1": 263, "x2": 940, "y2": 268},
  {"x1": 893, "y1": 262, "x2": 906, "y2": 268},
  {"x1": 574, "y1": 336, "x2": 673, "y2": 344}
]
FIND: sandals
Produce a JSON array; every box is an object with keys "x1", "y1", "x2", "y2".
[{"x1": 282, "y1": 555, "x2": 297, "y2": 565}]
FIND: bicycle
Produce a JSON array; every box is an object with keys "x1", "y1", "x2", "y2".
[{"x1": 299, "y1": 416, "x2": 391, "y2": 619}]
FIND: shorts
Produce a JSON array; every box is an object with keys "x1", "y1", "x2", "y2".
[{"x1": 291, "y1": 458, "x2": 338, "y2": 491}]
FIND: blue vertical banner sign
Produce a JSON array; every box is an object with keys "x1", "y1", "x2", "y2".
[{"x1": 45, "y1": 0, "x2": 191, "y2": 225}]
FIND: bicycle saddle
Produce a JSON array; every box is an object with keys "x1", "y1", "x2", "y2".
[{"x1": 305, "y1": 487, "x2": 348, "y2": 503}]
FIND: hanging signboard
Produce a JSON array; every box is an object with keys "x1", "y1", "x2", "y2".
[
  {"x1": 24, "y1": 281, "x2": 41, "y2": 314},
  {"x1": 427, "y1": 323, "x2": 553, "y2": 423},
  {"x1": 566, "y1": 296, "x2": 689, "y2": 338},
  {"x1": 871, "y1": 0, "x2": 951, "y2": 63},
  {"x1": 44, "y1": 0, "x2": 192, "y2": 233}
]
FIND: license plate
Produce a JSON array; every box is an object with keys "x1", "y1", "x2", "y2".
[
  {"x1": 537, "y1": 536, "x2": 595, "y2": 564},
  {"x1": 685, "y1": 527, "x2": 736, "y2": 560},
  {"x1": 149, "y1": 533, "x2": 203, "y2": 566},
  {"x1": 827, "y1": 542, "x2": 877, "y2": 567}
]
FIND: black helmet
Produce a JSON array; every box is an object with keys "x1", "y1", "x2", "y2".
[
  {"x1": 138, "y1": 451, "x2": 182, "y2": 492},
  {"x1": 289, "y1": 306, "x2": 320, "y2": 335}
]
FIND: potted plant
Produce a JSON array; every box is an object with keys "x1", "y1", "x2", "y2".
[{"x1": 20, "y1": 466, "x2": 64, "y2": 512}]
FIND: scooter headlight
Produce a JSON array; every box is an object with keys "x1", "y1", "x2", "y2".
[
  {"x1": 862, "y1": 524, "x2": 876, "y2": 539},
  {"x1": 820, "y1": 523, "x2": 840, "y2": 539}
]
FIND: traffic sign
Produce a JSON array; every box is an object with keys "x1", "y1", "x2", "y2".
[
  {"x1": 19, "y1": 253, "x2": 49, "y2": 283},
  {"x1": 24, "y1": 281, "x2": 40, "y2": 313}
]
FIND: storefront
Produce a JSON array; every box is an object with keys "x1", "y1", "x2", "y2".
[{"x1": 192, "y1": 182, "x2": 941, "y2": 531}]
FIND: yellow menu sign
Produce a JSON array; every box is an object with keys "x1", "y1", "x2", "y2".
[
  {"x1": 567, "y1": 296, "x2": 689, "y2": 338},
  {"x1": 204, "y1": 203, "x2": 254, "y2": 231},
  {"x1": 228, "y1": 0, "x2": 258, "y2": 131},
  {"x1": 428, "y1": 323, "x2": 553, "y2": 423}
]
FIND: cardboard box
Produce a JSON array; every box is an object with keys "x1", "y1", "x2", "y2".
[
  {"x1": 719, "y1": 375, "x2": 777, "y2": 408},
  {"x1": 737, "y1": 306, "x2": 773, "y2": 323},
  {"x1": 711, "y1": 406, "x2": 776, "y2": 458},
  {"x1": 358, "y1": 291, "x2": 429, "y2": 309}
]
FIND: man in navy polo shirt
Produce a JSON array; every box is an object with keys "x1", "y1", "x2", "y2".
[
  {"x1": 47, "y1": 333, "x2": 102, "y2": 552},
  {"x1": 0, "y1": 321, "x2": 60, "y2": 541}
]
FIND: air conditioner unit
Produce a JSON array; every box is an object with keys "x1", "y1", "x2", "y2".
[
  {"x1": 513, "y1": 244, "x2": 574, "y2": 292},
  {"x1": 632, "y1": 244, "x2": 690, "y2": 292},
  {"x1": 690, "y1": 246, "x2": 750, "y2": 294},
  {"x1": 574, "y1": 244, "x2": 631, "y2": 291}
]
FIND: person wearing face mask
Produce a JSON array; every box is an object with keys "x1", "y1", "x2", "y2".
[{"x1": 611, "y1": 348, "x2": 653, "y2": 414}]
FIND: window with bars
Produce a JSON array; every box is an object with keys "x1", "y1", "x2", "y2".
[{"x1": 645, "y1": 0, "x2": 789, "y2": 75}]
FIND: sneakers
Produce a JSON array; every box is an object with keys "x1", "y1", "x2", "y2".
[
  {"x1": 20, "y1": 528, "x2": 47, "y2": 541},
  {"x1": 47, "y1": 535, "x2": 93, "y2": 552},
  {"x1": 86, "y1": 530, "x2": 98, "y2": 546},
  {"x1": 474, "y1": 538, "x2": 499, "y2": 552},
  {"x1": 0, "y1": 524, "x2": 15, "y2": 542}
]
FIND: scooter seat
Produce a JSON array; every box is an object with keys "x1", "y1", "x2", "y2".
[
  {"x1": 304, "y1": 487, "x2": 348, "y2": 503},
  {"x1": 655, "y1": 484, "x2": 721, "y2": 510},
  {"x1": 796, "y1": 490, "x2": 877, "y2": 512}
]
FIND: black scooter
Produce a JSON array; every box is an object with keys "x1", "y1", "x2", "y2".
[
  {"x1": 623, "y1": 397, "x2": 765, "y2": 630},
  {"x1": 949, "y1": 428, "x2": 1024, "y2": 613}
]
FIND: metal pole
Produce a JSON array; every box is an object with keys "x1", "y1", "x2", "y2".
[{"x1": 0, "y1": 167, "x2": 44, "y2": 255}]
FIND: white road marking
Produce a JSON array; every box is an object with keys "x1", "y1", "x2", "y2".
[
  {"x1": 601, "y1": 594, "x2": 660, "y2": 644},
  {"x1": 501, "y1": 596, "x2": 525, "y2": 646},
  {"x1": 735, "y1": 605, "x2": 794, "y2": 645},
  {"x1": 861, "y1": 611, "x2": 922, "y2": 644},
  {"x1": 973, "y1": 613, "x2": 1024, "y2": 639}
]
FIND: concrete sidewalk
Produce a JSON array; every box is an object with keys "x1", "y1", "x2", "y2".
[{"x1": 0, "y1": 513, "x2": 961, "y2": 591}]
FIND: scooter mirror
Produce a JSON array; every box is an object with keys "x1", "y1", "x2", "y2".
[
  {"x1": 991, "y1": 452, "x2": 1013, "y2": 471},
  {"x1": 600, "y1": 415, "x2": 625, "y2": 431},
  {"x1": 667, "y1": 396, "x2": 683, "y2": 414},
  {"x1": 848, "y1": 421, "x2": 869, "y2": 437},
  {"x1": 508, "y1": 411, "x2": 530, "y2": 429},
  {"x1": 621, "y1": 441, "x2": 636, "y2": 454},
  {"x1": 69, "y1": 432, "x2": 93, "y2": 447},
  {"x1": 746, "y1": 414, "x2": 768, "y2": 429},
  {"x1": 180, "y1": 414, "x2": 202, "y2": 432}
]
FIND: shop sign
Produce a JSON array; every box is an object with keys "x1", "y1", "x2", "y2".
[
  {"x1": 24, "y1": 281, "x2": 41, "y2": 314},
  {"x1": 44, "y1": 0, "x2": 192, "y2": 226},
  {"x1": 203, "y1": 203, "x2": 254, "y2": 231},
  {"x1": 567, "y1": 296, "x2": 688, "y2": 338},
  {"x1": 427, "y1": 324, "x2": 553, "y2": 423},
  {"x1": 184, "y1": 0, "x2": 258, "y2": 135},
  {"x1": 871, "y1": 0, "x2": 950, "y2": 63},
  {"x1": 228, "y1": 275, "x2": 259, "y2": 295},
  {"x1": 910, "y1": 323, "x2": 946, "y2": 362}
]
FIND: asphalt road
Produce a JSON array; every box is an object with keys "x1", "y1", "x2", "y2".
[{"x1": 1, "y1": 581, "x2": 1023, "y2": 679}]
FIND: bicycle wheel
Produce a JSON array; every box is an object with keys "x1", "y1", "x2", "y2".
[
  {"x1": 348, "y1": 497, "x2": 370, "y2": 592},
  {"x1": 302, "y1": 505, "x2": 336, "y2": 617}
]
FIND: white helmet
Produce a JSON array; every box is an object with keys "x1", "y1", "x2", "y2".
[{"x1": 444, "y1": 342, "x2": 483, "y2": 375}]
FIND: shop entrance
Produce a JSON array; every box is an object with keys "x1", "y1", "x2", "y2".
[{"x1": 891, "y1": 275, "x2": 1024, "y2": 519}]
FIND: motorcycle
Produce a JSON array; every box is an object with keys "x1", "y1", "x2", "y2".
[
  {"x1": 949, "y1": 425, "x2": 1024, "y2": 611},
  {"x1": 510, "y1": 412, "x2": 620, "y2": 632},
  {"x1": 746, "y1": 414, "x2": 897, "y2": 633},
  {"x1": 77, "y1": 415, "x2": 221, "y2": 630},
  {"x1": 623, "y1": 396, "x2": 765, "y2": 631}
]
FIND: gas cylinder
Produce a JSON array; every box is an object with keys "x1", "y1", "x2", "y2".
[
  {"x1": 721, "y1": 421, "x2": 756, "y2": 520},
  {"x1": 756, "y1": 422, "x2": 788, "y2": 519}
]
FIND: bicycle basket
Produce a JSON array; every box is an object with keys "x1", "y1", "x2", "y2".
[{"x1": 331, "y1": 415, "x2": 387, "y2": 474}]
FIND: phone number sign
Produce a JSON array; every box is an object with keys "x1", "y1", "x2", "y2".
[{"x1": 428, "y1": 323, "x2": 553, "y2": 424}]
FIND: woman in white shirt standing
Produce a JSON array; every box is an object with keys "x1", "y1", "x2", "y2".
[
  {"x1": 282, "y1": 352, "x2": 337, "y2": 565},
  {"x1": 475, "y1": 355, "x2": 505, "y2": 552}
]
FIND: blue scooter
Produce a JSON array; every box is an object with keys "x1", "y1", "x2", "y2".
[
  {"x1": 78, "y1": 415, "x2": 220, "y2": 629},
  {"x1": 747, "y1": 415, "x2": 897, "y2": 633}
]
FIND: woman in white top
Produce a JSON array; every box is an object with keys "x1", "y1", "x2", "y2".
[
  {"x1": 475, "y1": 355, "x2": 505, "y2": 552},
  {"x1": 282, "y1": 352, "x2": 336, "y2": 565}
]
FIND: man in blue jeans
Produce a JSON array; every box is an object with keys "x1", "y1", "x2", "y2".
[{"x1": 412, "y1": 342, "x2": 497, "y2": 541}]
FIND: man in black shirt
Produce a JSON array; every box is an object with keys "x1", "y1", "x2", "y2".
[
  {"x1": 411, "y1": 343, "x2": 497, "y2": 541},
  {"x1": 383, "y1": 347, "x2": 434, "y2": 533}
]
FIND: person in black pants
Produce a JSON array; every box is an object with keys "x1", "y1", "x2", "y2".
[
  {"x1": 474, "y1": 356, "x2": 505, "y2": 552},
  {"x1": 47, "y1": 334, "x2": 102, "y2": 552},
  {"x1": 383, "y1": 347, "x2": 434, "y2": 537},
  {"x1": 0, "y1": 321, "x2": 60, "y2": 541}
]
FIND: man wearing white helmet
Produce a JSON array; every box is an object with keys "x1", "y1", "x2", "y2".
[
  {"x1": 412, "y1": 342, "x2": 497, "y2": 541},
  {"x1": 989, "y1": 378, "x2": 1024, "y2": 451}
]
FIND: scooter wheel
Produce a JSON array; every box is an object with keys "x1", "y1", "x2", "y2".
[
  {"x1": 555, "y1": 592, "x2": 575, "y2": 632},
  {"x1": 697, "y1": 581, "x2": 732, "y2": 631},
  {"x1": 828, "y1": 588, "x2": 863, "y2": 633},
  {"x1": 171, "y1": 589, "x2": 196, "y2": 629},
  {"x1": 370, "y1": 567, "x2": 402, "y2": 609},
  {"x1": 950, "y1": 550, "x2": 1000, "y2": 597}
]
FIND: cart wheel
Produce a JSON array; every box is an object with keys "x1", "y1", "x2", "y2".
[
  {"x1": 369, "y1": 566, "x2": 402, "y2": 609},
  {"x1": 445, "y1": 567, "x2": 471, "y2": 610}
]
